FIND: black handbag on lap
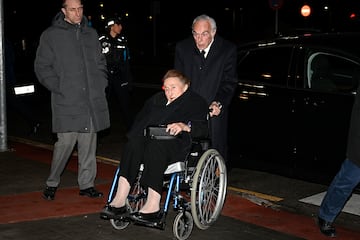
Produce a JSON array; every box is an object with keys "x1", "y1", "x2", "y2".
[{"x1": 144, "y1": 125, "x2": 177, "y2": 140}]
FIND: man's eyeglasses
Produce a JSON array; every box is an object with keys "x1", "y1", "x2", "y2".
[{"x1": 192, "y1": 30, "x2": 210, "y2": 38}]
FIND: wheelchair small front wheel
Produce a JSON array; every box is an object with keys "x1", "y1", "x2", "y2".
[
  {"x1": 110, "y1": 218, "x2": 131, "y2": 230},
  {"x1": 109, "y1": 204, "x2": 132, "y2": 230},
  {"x1": 173, "y1": 211, "x2": 194, "y2": 240}
]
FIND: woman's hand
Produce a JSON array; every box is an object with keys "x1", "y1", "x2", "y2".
[{"x1": 166, "y1": 122, "x2": 191, "y2": 135}]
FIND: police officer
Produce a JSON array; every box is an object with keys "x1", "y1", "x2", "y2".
[{"x1": 99, "y1": 17, "x2": 133, "y2": 130}]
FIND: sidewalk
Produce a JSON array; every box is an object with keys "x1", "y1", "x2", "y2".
[{"x1": 1, "y1": 140, "x2": 360, "y2": 239}]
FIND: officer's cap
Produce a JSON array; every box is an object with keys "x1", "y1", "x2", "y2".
[{"x1": 106, "y1": 17, "x2": 122, "y2": 28}]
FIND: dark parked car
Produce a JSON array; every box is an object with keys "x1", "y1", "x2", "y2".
[{"x1": 229, "y1": 32, "x2": 360, "y2": 185}]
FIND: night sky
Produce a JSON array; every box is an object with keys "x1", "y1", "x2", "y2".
[{"x1": 3, "y1": 0, "x2": 360, "y2": 60}]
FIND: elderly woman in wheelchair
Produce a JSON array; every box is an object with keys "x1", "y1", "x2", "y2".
[
  {"x1": 100, "y1": 69, "x2": 227, "y2": 240},
  {"x1": 100, "y1": 69, "x2": 209, "y2": 221}
]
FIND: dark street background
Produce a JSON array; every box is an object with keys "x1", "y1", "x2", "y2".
[{"x1": 4, "y1": 1, "x2": 360, "y2": 74}]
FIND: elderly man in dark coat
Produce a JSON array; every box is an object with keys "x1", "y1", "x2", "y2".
[
  {"x1": 174, "y1": 14, "x2": 238, "y2": 164},
  {"x1": 34, "y1": 0, "x2": 110, "y2": 200}
]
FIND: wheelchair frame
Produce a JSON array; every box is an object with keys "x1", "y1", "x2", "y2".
[{"x1": 105, "y1": 139, "x2": 227, "y2": 240}]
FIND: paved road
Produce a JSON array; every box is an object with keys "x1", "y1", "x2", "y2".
[{"x1": 2, "y1": 142, "x2": 360, "y2": 240}]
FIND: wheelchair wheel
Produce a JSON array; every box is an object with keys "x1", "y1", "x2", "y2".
[
  {"x1": 190, "y1": 149, "x2": 227, "y2": 230},
  {"x1": 173, "y1": 211, "x2": 194, "y2": 240}
]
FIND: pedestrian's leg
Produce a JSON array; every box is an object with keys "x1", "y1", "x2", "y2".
[
  {"x1": 77, "y1": 132, "x2": 97, "y2": 190},
  {"x1": 319, "y1": 159, "x2": 360, "y2": 222},
  {"x1": 46, "y1": 132, "x2": 77, "y2": 187}
]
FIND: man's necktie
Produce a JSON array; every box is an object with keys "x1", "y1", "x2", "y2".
[{"x1": 201, "y1": 50, "x2": 206, "y2": 59}]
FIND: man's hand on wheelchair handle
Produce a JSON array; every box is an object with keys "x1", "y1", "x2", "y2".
[{"x1": 209, "y1": 101, "x2": 222, "y2": 117}]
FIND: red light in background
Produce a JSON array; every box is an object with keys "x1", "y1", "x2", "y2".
[
  {"x1": 350, "y1": 13, "x2": 356, "y2": 19},
  {"x1": 301, "y1": 5, "x2": 311, "y2": 17}
]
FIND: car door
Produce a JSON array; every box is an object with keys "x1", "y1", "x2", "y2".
[
  {"x1": 229, "y1": 46, "x2": 297, "y2": 172},
  {"x1": 293, "y1": 49, "x2": 360, "y2": 182}
]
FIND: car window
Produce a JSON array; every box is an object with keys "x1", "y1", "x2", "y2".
[
  {"x1": 237, "y1": 47, "x2": 292, "y2": 87},
  {"x1": 307, "y1": 53, "x2": 360, "y2": 94}
]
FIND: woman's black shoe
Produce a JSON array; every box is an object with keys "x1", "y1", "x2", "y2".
[
  {"x1": 131, "y1": 211, "x2": 160, "y2": 220},
  {"x1": 131, "y1": 211, "x2": 165, "y2": 229},
  {"x1": 100, "y1": 204, "x2": 127, "y2": 220}
]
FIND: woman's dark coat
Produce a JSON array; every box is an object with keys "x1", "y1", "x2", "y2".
[
  {"x1": 128, "y1": 89, "x2": 209, "y2": 141},
  {"x1": 121, "y1": 89, "x2": 209, "y2": 194}
]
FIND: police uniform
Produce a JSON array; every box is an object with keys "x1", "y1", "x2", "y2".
[{"x1": 99, "y1": 18, "x2": 133, "y2": 129}]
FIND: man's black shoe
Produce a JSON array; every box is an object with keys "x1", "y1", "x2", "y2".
[
  {"x1": 100, "y1": 204, "x2": 128, "y2": 220},
  {"x1": 318, "y1": 216, "x2": 336, "y2": 237},
  {"x1": 42, "y1": 186, "x2": 57, "y2": 200},
  {"x1": 79, "y1": 187, "x2": 103, "y2": 198}
]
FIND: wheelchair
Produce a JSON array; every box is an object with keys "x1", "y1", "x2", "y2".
[{"x1": 105, "y1": 128, "x2": 227, "y2": 240}]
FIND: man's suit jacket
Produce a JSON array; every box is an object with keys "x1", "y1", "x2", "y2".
[{"x1": 174, "y1": 35, "x2": 238, "y2": 161}]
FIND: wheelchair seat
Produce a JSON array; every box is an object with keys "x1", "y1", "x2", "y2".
[
  {"x1": 155, "y1": 138, "x2": 211, "y2": 175},
  {"x1": 138, "y1": 161, "x2": 186, "y2": 175}
]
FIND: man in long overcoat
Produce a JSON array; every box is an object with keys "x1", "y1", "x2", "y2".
[
  {"x1": 34, "y1": 0, "x2": 110, "y2": 200},
  {"x1": 174, "y1": 14, "x2": 238, "y2": 163}
]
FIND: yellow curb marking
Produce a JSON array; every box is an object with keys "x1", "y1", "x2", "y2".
[{"x1": 228, "y1": 186, "x2": 283, "y2": 202}]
